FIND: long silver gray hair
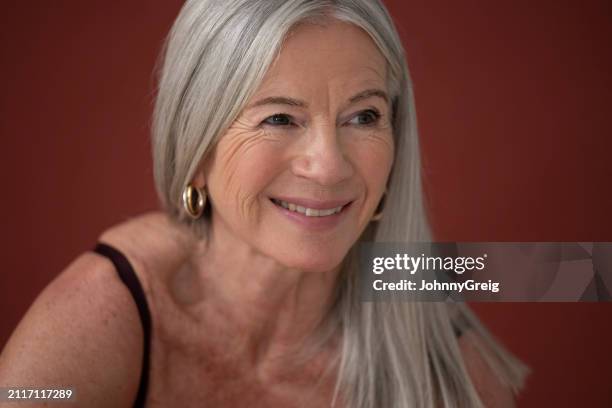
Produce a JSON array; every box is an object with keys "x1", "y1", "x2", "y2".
[{"x1": 152, "y1": 1, "x2": 528, "y2": 406}]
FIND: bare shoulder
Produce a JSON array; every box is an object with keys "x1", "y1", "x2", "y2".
[
  {"x1": 0, "y1": 250, "x2": 144, "y2": 407},
  {"x1": 98, "y1": 211, "x2": 198, "y2": 285},
  {"x1": 0, "y1": 212, "x2": 195, "y2": 407},
  {"x1": 458, "y1": 330, "x2": 517, "y2": 408}
]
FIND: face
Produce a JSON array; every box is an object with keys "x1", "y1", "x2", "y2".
[{"x1": 200, "y1": 20, "x2": 394, "y2": 273}]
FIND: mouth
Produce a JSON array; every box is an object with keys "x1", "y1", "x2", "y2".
[{"x1": 269, "y1": 197, "x2": 352, "y2": 217}]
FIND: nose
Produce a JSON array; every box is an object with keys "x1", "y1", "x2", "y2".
[{"x1": 290, "y1": 123, "x2": 354, "y2": 186}]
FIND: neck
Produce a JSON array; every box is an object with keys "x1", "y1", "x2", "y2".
[{"x1": 190, "y1": 217, "x2": 342, "y2": 379}]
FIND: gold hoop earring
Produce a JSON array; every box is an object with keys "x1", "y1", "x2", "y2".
[
  {"x1": 182, "y1": 184, "x2": 207, "y2": 219},
  {"x1": 371, "y1": 190, "x2": 387, "y2": 222}
]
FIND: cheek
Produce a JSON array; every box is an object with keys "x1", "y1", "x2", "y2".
[
  {"x1": 206, "y1": 133, "x2": 285, "y2": 219},
  {"x1": 350, "y1": 133, "x2": 394, "y2": 193}
]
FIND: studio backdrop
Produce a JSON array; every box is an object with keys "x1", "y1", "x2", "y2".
[{"x1": 1, "y1": 1, "x2": 610, "y2": 407}]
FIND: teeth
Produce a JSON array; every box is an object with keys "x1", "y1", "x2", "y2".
[{"x1": 272, "y1": 199, "x2": 344, "y2": 217}]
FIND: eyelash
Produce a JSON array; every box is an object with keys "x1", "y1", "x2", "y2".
[
  {"x1": 262, "y1": 114, "x2": 295, "y2": 127},
  {"x1": 348, "y1": 109, "x2": 381, "y2": 126},
  {"x1": 261, "y1": 109, "x2": 382, "y2": 128}
]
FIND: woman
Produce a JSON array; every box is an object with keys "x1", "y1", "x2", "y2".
[{"x1": 0, "y1": 0, "x2": 528, "y2": 406}]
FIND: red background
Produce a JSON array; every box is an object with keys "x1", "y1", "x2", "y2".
[{"x1": 1, "y1": 1, "x2": 611, "y2": 406}]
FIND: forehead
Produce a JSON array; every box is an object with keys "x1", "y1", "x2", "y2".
[{"x1": 257, "y1": 20, "x2": 387, "y2": 94}]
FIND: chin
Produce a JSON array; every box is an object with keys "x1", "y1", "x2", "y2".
[
  {"x1": 260, "y1": 231, "x2": 357, "y2": 273},
  {"x1": 279, "y1": 248, "x2": 348, "y2": 274}
]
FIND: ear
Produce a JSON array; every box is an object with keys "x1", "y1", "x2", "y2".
[
  {"x1": 192, "y1": 149, "x2": 216, "y2": 189},
  {"x1": 191, "y1": 170, "x2": 206, "y2": 189},
  {"x1": 191, "y1": 155, "x2": 211, "y2": 189}
]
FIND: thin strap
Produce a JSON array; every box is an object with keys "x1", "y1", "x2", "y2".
[{"x1": 93, "y1": 242, "x2": 151, "y2": 408}]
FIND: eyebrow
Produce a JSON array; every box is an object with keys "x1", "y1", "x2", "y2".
[
  {"x1": 248, "y1": 96, "x2": 307, "y2": 109},
  {"x1": 348, "y1": 89, "x2": 389, "y2": 105},
  {"x1": 246, "y1": 88, "x2": 389, "y2": 110}
]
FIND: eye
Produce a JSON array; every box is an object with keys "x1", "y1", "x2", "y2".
[
  {"x1": 262, "y1": 114, "x2": 294, "y2": 127},
  {"x1": 348, "y1": 109, "x2": 381, "y2": 126}
]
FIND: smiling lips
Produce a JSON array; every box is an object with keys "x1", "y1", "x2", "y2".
[{"x1": 270, "y1": 197, "x2": 351, "y2": 217}]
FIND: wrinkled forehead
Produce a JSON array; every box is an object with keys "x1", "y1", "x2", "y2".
[{"x1": 255, "y1": 20, "x2": 389, "y2": 98}]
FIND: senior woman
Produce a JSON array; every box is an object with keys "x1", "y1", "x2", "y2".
[{"x1": 0, "y1": 0, "x2": 527, "y2": 407}]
